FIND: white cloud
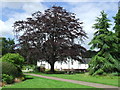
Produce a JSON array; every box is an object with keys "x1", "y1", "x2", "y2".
[
  {"x1": 0, "y1": 1, "x2": 118, "y2": 50},
  {"x1": 0, "y1": 12, "x2": 31, "y2": 38},
  {"x1": 22, "y1": 2, "x2": 47, "y2": 13},
  {"x1": 0, "y1": 2, "x2": 47, "y2": 38},
  {"x1": 0, "y1": 18, "x2": 20, "y2": 38},
  {"x1": 1, "y1": 2, "x2": 23, "y2": 9},
  {"x1": 69, "y1": 2, "x2": 118, "y2": 49},
  {"x1": 0, "y1": 20, "x2": 13, "y2": 37}
]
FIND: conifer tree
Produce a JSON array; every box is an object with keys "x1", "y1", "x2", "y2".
[
  {"x1": 113, "y1": 6, "x2": 120, "y2": 61},
  {"x1": 88, "y1": 11, "x2": 119, "y2": 75}
]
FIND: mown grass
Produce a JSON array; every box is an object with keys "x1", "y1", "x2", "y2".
[
  {"x1": 31, "y1": 72, "x2": 120, "y2": 87},
  {"x1": 2, "y1": 75, "x2": 95, "y2": 88}
]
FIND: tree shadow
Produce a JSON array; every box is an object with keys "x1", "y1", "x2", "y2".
[
  {"x1": 44, "y1": 71, "x2": 66, "y2": 74},
  {"x1": 23, "y1": 75, "x2": 34, "y2": 81},
  {"x1": 24, "y1": 77, "x2": 33, "y2": 81}
]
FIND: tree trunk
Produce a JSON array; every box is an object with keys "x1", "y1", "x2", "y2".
[{"x1": 50, "y1": 62, "x2": 55, "y2": 73}]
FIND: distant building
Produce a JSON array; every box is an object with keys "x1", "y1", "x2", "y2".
[
  {"x1": 37, "y1": 60, "x2": 89, "y2": 70},
  {"x1": 37, "y1": 50, "x2": 97, "y2": 70}
]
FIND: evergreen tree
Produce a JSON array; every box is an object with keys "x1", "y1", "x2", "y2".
[
  {"x1": 0, "y1": 37, "x2": 15, "y2": 56},
  {"x1": 113, "y1": 6, "x2": 120, "y2": 61},
  {"x1": 88, "y1": 11, "x2": 119, "y2": 75}
]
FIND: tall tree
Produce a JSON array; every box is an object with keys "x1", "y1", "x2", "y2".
[
  {"x1": 88, "y1": 11, "x2": 119, "y2": 75},
  {"x1": 113, "y1": 4, "x2": 120, "y2": 61},
  {"x1": 16, "y1": 45, "x2": 39, "y2": 65},
  {"x1": 13, "y1": 6, "x2": 87, "y2": 72},
  {"x1": 0, "y1": 38, "x2": 2, "y2": 57},
  {"x1": 0, "y1": 37, "x2": 15, "y2": 56}
]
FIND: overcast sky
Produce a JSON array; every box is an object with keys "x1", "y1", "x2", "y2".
[{"x1": 0, "y1": 0, "x2": 119, "y2": 49}]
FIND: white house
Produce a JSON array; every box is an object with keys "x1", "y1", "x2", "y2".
[
  {"x1": 37, "y1": 59, "x2": 89, "y2": 70},
  {"x1": 37, "y1": 50, "x2": 95, "y2": 70}
]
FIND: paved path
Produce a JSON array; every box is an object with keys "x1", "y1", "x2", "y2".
[{"x1": 25, "y1": 73, "x2": 119, "y2": 90}]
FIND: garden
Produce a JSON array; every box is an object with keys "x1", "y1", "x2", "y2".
[
  {"x1": 0, "y1": 52, "x2": 119, "y2": 88},
  {"x1": 0, "y1": 2, "x2": 120, "y2": 89},
  {"x1": 0, "y1": 53, "x2": 25, "y2": 87}
]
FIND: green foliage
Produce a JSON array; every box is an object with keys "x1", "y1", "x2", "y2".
[
  {"x1": 88, "y1": 11, "x2": 119, "y2": 75},
  {"x1": 1, "y1": 53, "x2": 24, "y2": 68},
  {"x1": 89, "y1": 11, "x2": 111, "y2": 50},
  {"x1": 22, "y1": 65, "x2": 35, "y2": 70},
  {"x1": 1, "y1": 61, "x2": 22, "y2": 77},
  {"x1": 113, "y1": 9, "x2": 120, "y2": 36},
  {"x1": 113, "y1": 8, "x2": 120, "y2": 61},
  {"x1": 0, "y1": 37, "x2": 15, "y2": 56},
  {"x1": 0, "y1": 38, "x2": 1, "y2": 58},
  {"x1": 88, "y1": 51, "x2": 119, "y2": 75},
  {"x1": 2, "y1": 74, "x2": 14, "y2": 84},
  {"x1": 109, "y1": 72, "x2": 120, "y2": 76}
]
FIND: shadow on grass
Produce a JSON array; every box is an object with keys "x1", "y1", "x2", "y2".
[
  {"x1": 27, "y1": 70, "x2": 86, "y2": 75},
  {"x1": 23, "y1": 75, "x2": 34, "y2": 81},
  {"x1": 37, "y1": 70, "x2": 86, "y2": 75}
]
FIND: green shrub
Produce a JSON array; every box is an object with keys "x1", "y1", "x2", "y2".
[
  {"x1": 1, "y1": 53, "x2": 24, "y2": 68},
  {"x1": 2, "y1": 74, "x2": 14, "y2": 84},
  {"x1": 1, "y1": 61, "x2": 23, "y2": 77},
  {"x1": 111, "y1": 72, "x2": 120, "y2": 76},
  {"x1": 33, "y1": 66, "x2": 40, "y2": 72},
  {"x1": 22, "y1": 65, "x2": 35, "y2": 70}
]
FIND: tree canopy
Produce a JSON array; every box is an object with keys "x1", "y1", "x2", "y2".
[
  {"x1": 13, "y1": 6, "x2": 87, "y2": 72},
  {"x1": 1, "y1": 53, "x2": 25, "y2": 68},
  {"x1": 88, "y1": 11, "x2": 119, "y2": 75},
  {"x1": 0, "y1": 37, "x2": 15, "y2": 56},
  {"x1": 113, "y1": 7, "x2": 120, "y2": 61}
]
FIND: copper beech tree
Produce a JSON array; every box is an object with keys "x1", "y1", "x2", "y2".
[{"x1": 14, "y1": 6, "x2": 87, "y2": 72}]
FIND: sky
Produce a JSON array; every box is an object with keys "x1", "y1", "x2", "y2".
[{"x1": 0, "y1": 0, "x2": 119, "y2": 50}]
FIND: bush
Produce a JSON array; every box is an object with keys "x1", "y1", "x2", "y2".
[
  {"x1": 1, "y1": 61, "x2": 23, "y2": 77},
  {"x1": 111, "y1": 72, "x2": 120, "y2": 76},
  {"x1": 2, "y1": 74, "x2": 14, "y2": 84},
  {"x1": 33, "y1": 66, "x2": 40, "y2": 72},
  {"x1": 22, "y1": 65, "x2": 35, "y2": 70},
  {"x1": 1, "y1": 53, "x2": 24, "y2": 68}
]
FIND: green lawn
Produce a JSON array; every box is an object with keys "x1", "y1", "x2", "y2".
[
  {"x1": 2, "y1": 75, "x2": 95, "y2": 88},
  {"x1": 31, "y1": 72, "x2": 120, "y2": 87}
]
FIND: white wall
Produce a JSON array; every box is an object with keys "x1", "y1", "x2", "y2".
[{"x1": 37, "y1": 60, "x2": 89, "y2": 70}]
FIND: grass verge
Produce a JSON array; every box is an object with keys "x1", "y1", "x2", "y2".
[
  {"x1": 2, "y1": 75, "x2": 95, "y2": 88},
  {"x1": 30, "y1": 72, "x2": 120, "y2": 87}
]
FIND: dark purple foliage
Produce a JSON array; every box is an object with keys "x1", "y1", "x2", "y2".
[{"x1": 13, "y1": 6, "x2": 87, "y2": 72}]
